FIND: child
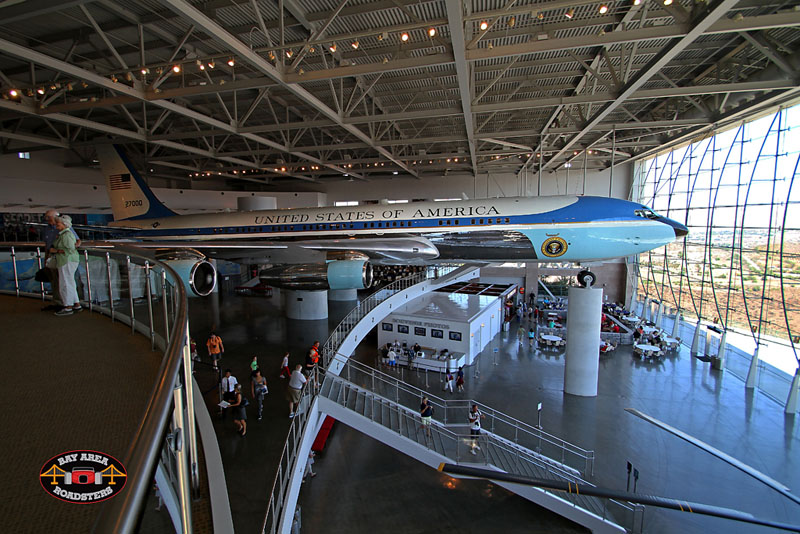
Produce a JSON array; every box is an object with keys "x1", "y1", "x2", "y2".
[
  {"x1": 279, "y1": 352, "x2": 291, "y2": 378},
  {"x1": 250, "y1": 355, "x2": 259, "y2": 378}
]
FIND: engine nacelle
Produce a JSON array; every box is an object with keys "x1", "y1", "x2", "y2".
[
  {"x1": 162, "y1": 259, "x2": 217, "y2": 297},
  {"x1": 259, "y1": 260, "x2": 372, "y2": 290}
]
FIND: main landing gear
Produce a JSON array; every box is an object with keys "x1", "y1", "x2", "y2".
[{"x1": 577, "y1": 270, "x2": 597, "y2": 288}]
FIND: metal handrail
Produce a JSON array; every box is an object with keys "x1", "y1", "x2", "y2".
[
  {"x1": 263, "y1": 266, "x2": 461, "y2": 533},
  {"x1": 337, "y1": 357, "x2": 594, "y2": 476},
  {"x1": 321, "y1": 371, "x2": 637, "y2": 531},
  {"x1": 0, "y1": 243, "x2": 195, "y2": 533}
]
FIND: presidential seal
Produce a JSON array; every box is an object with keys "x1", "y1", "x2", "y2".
[{"x1": 541, "y1": 236, "x2": 568, "y2": 258}]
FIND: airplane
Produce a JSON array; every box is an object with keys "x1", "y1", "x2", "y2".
[{"x1": 94, "y1": 144, "x2": 688, "y2": 296}]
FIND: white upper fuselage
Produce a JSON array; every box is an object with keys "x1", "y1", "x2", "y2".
[{"x1": 111, "y1": 195, "x2": 683, "y2": 263}]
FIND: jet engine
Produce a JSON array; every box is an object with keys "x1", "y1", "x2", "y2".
[
  {"x1": 161, "y1": 258, "x2": 217, "y2": 297},
  {"x1": 259, "y1": 260, "x2": 372, "y2": 290},
  {"x1": 151, "y1": 250, "x2": 217, "y2": 297}
]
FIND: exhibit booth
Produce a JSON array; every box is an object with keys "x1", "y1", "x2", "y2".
[{"x1": 377, "y1": 283, "x2": 513, "y2": 369}]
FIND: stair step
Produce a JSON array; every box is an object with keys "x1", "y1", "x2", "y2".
[{"x1": 362, "y1": 394, "x2": 374, "y2": 420}]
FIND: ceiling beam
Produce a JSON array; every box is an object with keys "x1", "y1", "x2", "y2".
[
  {"x1": 159, "y1": 0, "x2": 416, "y2": 178},
  {"x1": 542, "y1": 0, "x2": 741, "y2": 170},
  {"x1": 444, "y1": 0, "x2": 477, "y2": 177}
]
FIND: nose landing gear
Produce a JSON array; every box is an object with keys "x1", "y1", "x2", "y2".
[{"x1": 577, "y1": 270, "x2": 597, "y2": 288}]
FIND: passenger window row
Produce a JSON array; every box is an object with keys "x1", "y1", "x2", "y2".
[{"x1": 207, "y1": 217, "x2": 512, "y2": 233}]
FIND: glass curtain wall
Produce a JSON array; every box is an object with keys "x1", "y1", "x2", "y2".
[{"x1": 632, "y1": 102, "x2": 800, "y2": 373}]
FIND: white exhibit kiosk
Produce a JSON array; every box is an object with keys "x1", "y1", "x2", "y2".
[{"x1": 377, "y1": 283, "x2": 513, "y2": 370}]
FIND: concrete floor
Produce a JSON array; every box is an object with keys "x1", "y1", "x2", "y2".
[{"x1": 191, "y1": 287, "x2": 800, "y2": 534}]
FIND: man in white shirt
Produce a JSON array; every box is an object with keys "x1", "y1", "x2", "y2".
[
  {"x1": 221, "y1": 369, "x2": 239, "y2": 396},
  {"x1": 287, "y1": 365, "x2": 307, "y2": 418},
  {"x1": 468, "y1": 404, "x2": 485, "y2": 455}
]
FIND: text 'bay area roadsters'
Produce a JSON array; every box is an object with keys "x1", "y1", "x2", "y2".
[{"x1": 95, "y1": 144, "x2": 688, "y2": 295}]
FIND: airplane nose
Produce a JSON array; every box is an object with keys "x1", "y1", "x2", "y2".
[{"x1": 660, "y1": 217, "x2": 688, "y2": 238}]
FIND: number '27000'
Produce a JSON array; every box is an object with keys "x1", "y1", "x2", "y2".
[{"x1": 125, "y1": 200, "x2": 143, "y2": 208}]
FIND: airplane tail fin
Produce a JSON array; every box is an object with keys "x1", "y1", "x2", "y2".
[{"x1": 96, "y1": 144, "x2": 177, "y2": 221}]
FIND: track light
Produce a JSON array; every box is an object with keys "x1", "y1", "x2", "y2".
[
  {"x1": 599, "y1": 4, "x2": 608, "y2": 14},
  {"x1": 565, "y1": 8, "x2": 574, "y2": 18},
  {"x1": 329, "y1": 43, "x2": 337, "y2": 53},
  {"x1": 110, "y1": 74, "x2": 118, "y2": 82},
  {"x1": 428, "y1": 28, "x2": 436, "y2": 37},
  {"x1": 634, "y1": 0, "x2": 641, "y2": 3},
  {"x1": 9, "y1": 89, "x2": 19, "y2": 97},
  {"x1": 198, "y1": 60, "x2": 205, "y2": 70},
  {"x1": 36, "y1": 87, "x2": 45, "y2": 95},
  {"x1": 208, "y1": 61, "x2": 215, "y2": 69},
  {"x1": 508, "y1": 16, "x2": 516, "y2": 27},
  {"x1": 537, "y1": 12, "x2": 544, "y2": 20},
  {"x1": 227, "y1": 58, "x2": 235, "y2": 67},
  {"x1": 309, "y1": 46, "x2": 315, "y2": 53},
  {"x1": 268, "y1": 51, "x2": 276, "y2": 60},
  {"x1": 663, "y1": 0, "x2": 673, "y2": 4},
  {"x1": 479, "y1": 21, "x2": 489, "y2": 31},
  {"x1": 351, "y1": 40, "x2": 359, "y2": 49},
  {"x1": 400, "y1": 32, "x2": 409, "y2": 42},
  {"x1": 172, "y1": 64, "x2": 181, "y2": 73},
  {"x1": 285, "y1": 49, "x2": 293, "y2": 58},
  {"x1": 141, "y1": 67, "x2": 149, "y2": 75}
]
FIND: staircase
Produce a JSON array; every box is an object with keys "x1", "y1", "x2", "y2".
[{"x1": 318, "y1": 360, "x2": 640, "y2": 534}]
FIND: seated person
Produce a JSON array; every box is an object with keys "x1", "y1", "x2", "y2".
[
  {"x1": 439, "y1": 348, "x2": 449, "y2": 357},
  {"x1": 633, "y1": 328, "x2": 642, "y2": 341},
  {"x1": 612, "y1": 324, "x2": 620, "y2": 333}
]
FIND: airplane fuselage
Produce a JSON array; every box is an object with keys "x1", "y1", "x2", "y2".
[{"x1": 110, "y1": 195, "x2": 686, "y2": 263}]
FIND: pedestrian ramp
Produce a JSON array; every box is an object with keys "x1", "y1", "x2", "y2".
[{"x1": 318, "y1": 361, "x2": 641, "y2": 534}]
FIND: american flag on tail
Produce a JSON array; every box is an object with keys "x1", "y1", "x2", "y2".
[{"x1": 109, "y1": 173, "x2": 132, "y2": 190}]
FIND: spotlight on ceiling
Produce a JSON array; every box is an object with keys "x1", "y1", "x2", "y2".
[
  {"x1": 351, "y1": 40, "x2": 359, "y2": 49},
  {"x1": 329, "y1": 43, "x2": 337, "y2": 53},
  {"x1": 9, "y1": 89, "x2": 19, "y2": 97},
  {"x1": 286, "y1": 49, "x2": 293, "y2": 58},
  {"x1": 428, "y1": 27, "x2": 436, "y2": 37},
  {"x1": 599, "y1": 4, "x2": 609, "y2": 14},
  {"x1": 565, "y1": 8, "x2": 575, "y2": 19},
  {"x1": 172, "y1": 64, "x2": 181, "y2": 73},
  {"x1": 36, "y1": 87, "x2": 45, "y2": 95},
  {"x1": 227, "y1": 58, "x2": 235, "y2": 67},
  {"x1": 663, "y1": 0, "x2": 673, "y2": 4},
  {"x1": 479, "y1": 21, "x2": 489, "y2": 30},
  {"x1": 208, "y1": 61, "x2": 215, "y2": 69},
  {"x1": 400, "y1": 32, "x2": 409, "y2": 42}
]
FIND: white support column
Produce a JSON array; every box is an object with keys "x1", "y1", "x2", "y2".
[
  {"x1": 672, "y1": 310, "x2": 682, "y2": 340},
  {"x1": 564, "y1": 286, "x2": 603, "y2": 397},
  {"x1": 655, "y1": 300, "x2": 664, "y2": 329},
  {"x1": 745, "y1": 346, "x2": 760, "y2": 388},
  {"x1": 642, "y1": 296, "x2": 650, "y2": 321},
  {"x1": 328, "y1": 288, "x2": 357, "y2": 301},
  {"x1": 785, "y1": 370, "x2": 800, "y2": 414},
  {"x1": 284, "y1": 289, "x2": 328, "y2": 320},
  {"x1": 690, "y1": 319, "x2": 702, "y2": 355},
  {"x1": 714, "y1": 330, "x2": 728, "y2": 370},
  {"x1": 628, "y1": 286, "x2": 638, "y2": 314}
]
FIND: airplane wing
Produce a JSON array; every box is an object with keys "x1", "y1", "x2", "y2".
[{"x1": 80, "y1": 235, "x2": 440, "y2": 264}]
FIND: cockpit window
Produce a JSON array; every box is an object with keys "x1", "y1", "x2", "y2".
[{"x1": 634, "y1": 207, "x2": 660, "y2": 220}]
